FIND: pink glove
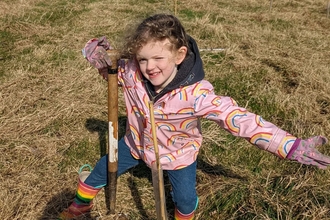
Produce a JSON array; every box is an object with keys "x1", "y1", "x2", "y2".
[
  {"x1": 82, "y1": 36, "x2": 112, "y2": 70},
  {"x1": 287, "y1": 136, "x2": 330, "y2": 169}
]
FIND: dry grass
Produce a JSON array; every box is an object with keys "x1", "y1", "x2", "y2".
[{"x1": 1, "y1": 0, "x2": 330, "y2": 219}]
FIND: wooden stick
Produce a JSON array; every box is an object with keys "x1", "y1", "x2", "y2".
[
  {"x1": 107, "y1": 50, "x2": 120, "y2": 214},
  {"x1": 148, "y1": 101, "x2": 168, "y2": 220},
  {"x1": 174, "y1": 0, "x2": 177, "y2": 15}
]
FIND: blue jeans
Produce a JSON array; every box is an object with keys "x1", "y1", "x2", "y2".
[{"x1": 84, "y1": 138, "x2": 198, "y2": 214}]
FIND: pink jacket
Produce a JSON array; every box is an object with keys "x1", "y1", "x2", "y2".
[{"x1": 118, "y1": 59, "x2": 297, "y2": 170}]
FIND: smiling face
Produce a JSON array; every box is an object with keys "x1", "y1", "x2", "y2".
[{"x1": 136, "y1": 39, "x2": 187, "y2": 93}]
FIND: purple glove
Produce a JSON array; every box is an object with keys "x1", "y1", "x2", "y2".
[
  {"x1": 82, "y1": 36, "x2": 112, "y2": 70},
  {"x1": 287, "y1": 136, "x2": 330, "y2": 169}
]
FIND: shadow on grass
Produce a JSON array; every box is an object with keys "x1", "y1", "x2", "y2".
[
  {"x1": 85, "y1": 116, "x2": 128, "y2": 157},
  {"x1": 197, "y1": 159, "x2": 247, "y2": 181},
  {"x1": 39, "y1": 188, "x2": 93, "y2": 220}
]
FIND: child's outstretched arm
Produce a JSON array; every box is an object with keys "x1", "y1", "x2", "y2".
[{"x1": 193, "y1": 81, "x2": 330, "y2": 169}]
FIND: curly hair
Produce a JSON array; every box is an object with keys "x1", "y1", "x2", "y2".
[{"x1": 124, "y1": 14, "x2": 188, "y2": 58}]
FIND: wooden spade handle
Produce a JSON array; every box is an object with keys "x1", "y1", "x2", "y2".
[{"x1": 107, "y1": 50, "x2": 120, "y2": 214}]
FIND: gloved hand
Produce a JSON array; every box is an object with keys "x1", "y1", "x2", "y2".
[
  {"x1": 98, "y1": 57, "x2": 126, "y2": 80},
  {"x1": 82, "y1": 36, "x2": 112, "y2": 79},
  {"x1": 287, "y1": 136, "x2": 330, "y2": 169}
]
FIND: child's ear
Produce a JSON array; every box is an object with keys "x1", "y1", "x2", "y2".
[{"x1": 175, "y1": 46, "x2": 188, "y2": 65}]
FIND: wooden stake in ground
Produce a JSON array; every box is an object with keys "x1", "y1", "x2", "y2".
[
  {"x1": 174, "y1": 0, "x2": 177, "y2": 15},
  {"x1": 148, "y1": 101, "x2": 168, "y2": 220},
  {"x1": 107, "y1": 50, "x2": 120, "y2": 214}
]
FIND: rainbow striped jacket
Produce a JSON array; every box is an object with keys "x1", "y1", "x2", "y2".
[{"x1": 118, "y1": 59, "x2": 296, "y2": 171}]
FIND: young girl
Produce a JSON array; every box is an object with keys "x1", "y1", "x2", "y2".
[{"x1": 59, "y1": 14, "x2": 330, "y2": 220}]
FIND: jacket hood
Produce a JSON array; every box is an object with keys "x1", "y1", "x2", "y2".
[
  {"x1": 145, "y1": 36, "x2": 205, "y2": 102},
  {"x1": 167, "y1": 36, "x2": 205, "y2": 89}
]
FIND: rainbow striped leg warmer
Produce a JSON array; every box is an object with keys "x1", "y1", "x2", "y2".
[
  {"x1": 174, "y1": 208, "x2": 195, "y2": 220},
  {"x1": 58, "y1": 176, "x2": 101, "y2": 220},
  {"x1": 174, "y1": 197, "x2": 198, "y2": 220}
]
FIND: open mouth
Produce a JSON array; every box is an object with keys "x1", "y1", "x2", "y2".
[{"x1": 148, "y1": 71, "x2": 160, "y2": 78}]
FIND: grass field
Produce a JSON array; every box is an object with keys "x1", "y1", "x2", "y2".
[{"x1": 1, "y1": 0, "x2": 330, "y2": 219}]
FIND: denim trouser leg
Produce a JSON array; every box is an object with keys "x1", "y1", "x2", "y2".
[
  {"x1": 84, "y1": 138, "x2": 141, "y2": 188},
  {"x1": 84, "y1": 137, "x2": 198, "y2": 214},
  {"x1": 167, "y1": 161, "x2": 198, "y2": 215}
]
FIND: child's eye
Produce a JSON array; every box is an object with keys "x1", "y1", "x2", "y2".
[{"x1": 138, "y1": 59, "x2": 146, "y2": 63}]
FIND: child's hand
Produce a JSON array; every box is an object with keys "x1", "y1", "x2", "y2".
[
  {"x1": 289, "y1": 136, "x2": 330, "y2": 169},
  {"x1": 82, "y1": 36, "x2": 112, "y2": 70},
  {"x1": 98, "y1": 67, "x2": 109, "y2": 80}
]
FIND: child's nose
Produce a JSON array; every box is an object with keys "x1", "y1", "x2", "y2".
[{"x1": 146, "y1": 60, "x2": 155, "y2": 70}]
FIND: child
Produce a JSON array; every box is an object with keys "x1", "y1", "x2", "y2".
[{"x1": 59, "y1": 14, "x2": 330, "y2": 220}]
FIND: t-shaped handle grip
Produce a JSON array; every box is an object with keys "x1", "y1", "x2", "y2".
[{"x1": 107, "y1": 50, "x2": 121, "y2": 73}]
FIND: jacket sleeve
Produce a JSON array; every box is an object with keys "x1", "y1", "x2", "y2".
[{"x1": 193, "y1": 81, "x2": 296, "y2": 158}]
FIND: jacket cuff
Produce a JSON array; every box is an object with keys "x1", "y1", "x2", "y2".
[
  {"x1": 267, "y1": 129, "x2": 297, "y2": 158},
  {"x1": 286, "y1": 138, "x2": 301, "y2": 159}
]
